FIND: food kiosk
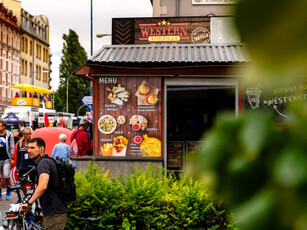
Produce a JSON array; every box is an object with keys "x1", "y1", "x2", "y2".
[{"x1": 74, "y1": 16, "x2": 248, "y2": 176}]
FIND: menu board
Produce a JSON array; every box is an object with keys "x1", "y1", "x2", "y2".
[
  {"x1": 167, "y1": 141, "x2": 185, "y2": 169},
  {"x1": 186, "y1": 141, "x2": 204, "y2": 155},
  {"x1": 97, "y1": 77, "x2": 162, "y2": 157}
]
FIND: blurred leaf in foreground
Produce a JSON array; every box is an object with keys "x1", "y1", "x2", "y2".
[{"x1": 190, "y1": 105, "x2": 307, "y2": 230}]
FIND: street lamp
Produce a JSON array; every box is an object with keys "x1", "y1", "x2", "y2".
[
  {"x1": 66, "y1": 75, "x2": 74, "y2": 113},
  {"x1": 96, "y1": 33, "x2": 111, "y2": 38}
]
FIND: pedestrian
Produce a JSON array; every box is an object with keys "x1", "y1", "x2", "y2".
[
  {"x1": 19, "y1": 137, "x2": 68, "y2": 230},
  {"x1": 16, "y1": 128, "x2": 36, "y2": 195},
  {"x1": 0, "y1": 120, "x2": 14, "y2": 200},
  {"x1": 19, "y1": 122, "x2": 25, "y2": 133},
  {"x1": 31, "y1": 120, "x2": 38, "y2": 131},
  {"x1": 70, "y1": 118, "x2": 92, "y2": 156},
  {"x1": 12, "y1": 129, "x2": 20, "y2": 144},
  {"x1": 52, "y1": 134, "x2": 70, "y2": 164}
]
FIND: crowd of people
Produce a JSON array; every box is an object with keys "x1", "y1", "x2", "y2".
[
  {"x1": 15, "y1": 92, "x2": 52, "y2": 102},
  {"x1": 0, "y1": 118, "x2": 93, "y2": 229}
]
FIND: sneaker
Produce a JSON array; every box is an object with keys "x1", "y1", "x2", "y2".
[{"x1": 5, "y1": 188, "x2": 11, "y2": 200}]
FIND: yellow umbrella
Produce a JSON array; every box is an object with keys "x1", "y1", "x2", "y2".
[{"x1": 10, "y1": 83, "x2": 53, "y2": 94}]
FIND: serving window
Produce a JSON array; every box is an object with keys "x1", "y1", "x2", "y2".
[{"x1": 165, "y1": 78, "x2": 239, "y2": 173}]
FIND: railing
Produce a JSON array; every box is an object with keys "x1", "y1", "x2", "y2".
[{"x1": 11, "y1": 98, "x2": 53, "y2": 109}]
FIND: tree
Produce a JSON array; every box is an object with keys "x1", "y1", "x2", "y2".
[{"x1": 54, "y1": 29, "x2": 89, "y2": 115}]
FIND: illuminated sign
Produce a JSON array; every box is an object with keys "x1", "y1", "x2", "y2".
[{"x1": 112, "y1": 17, "x2": 210, "y2": 45}]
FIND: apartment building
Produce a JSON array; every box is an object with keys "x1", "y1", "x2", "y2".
[
  {"x1": 0, "y1": 2, "x2": 22, "y2": 113},
  {"x1": 20, "y1": 9, "x2": 51, "y2": 91},
  {"x1": 0, "y1": 0, "x2": 51, "y2": 113}
]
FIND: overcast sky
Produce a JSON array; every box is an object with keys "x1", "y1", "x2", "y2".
[{"x1": 20, "y1": 0, "x2": 153, "y2": 91}]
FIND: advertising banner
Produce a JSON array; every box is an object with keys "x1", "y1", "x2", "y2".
[{"x1": 112, "y1": 17, "x2": 210, "y2": 45}]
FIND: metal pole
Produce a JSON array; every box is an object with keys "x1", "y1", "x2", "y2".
[
  {"x1": 66, "y1": 75, "x2": 72, "y2": 113},
  {"x1": 90, "y1": 0, "x2": 93, "y2": 97},
  {"x1": 66, "y1": 77, "x2": 69, "y2": 113},
  {"x1": 31, "y1": 38, "x2": 35, "y2": 85},
  {"x1": 90, "y1": 0, "x2": 93, "y2": 56},
  {"x1": 77, "y1": 104, "x2": 88, "y2": 129}
]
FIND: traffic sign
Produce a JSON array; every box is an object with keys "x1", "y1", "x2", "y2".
[{"x1": 81, "y1": 96, "x2": 92, "y2": 105}]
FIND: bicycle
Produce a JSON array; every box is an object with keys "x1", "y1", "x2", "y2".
[{"x1": 1, "y1": 166, "x2": 43, "y2": 230}]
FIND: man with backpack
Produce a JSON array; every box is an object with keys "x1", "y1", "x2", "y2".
[
  {"x1": 70, "y1": 118, "x2": 92, "y2": 157},
  {"x1": 19, "y1": 137, "x2": 68, "y2": 230}
]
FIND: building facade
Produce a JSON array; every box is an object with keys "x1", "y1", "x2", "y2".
[
  {"x1": 0, "y1": 2, "x2": 22, "y2": 113},
  {"x1": 151, "y1": 0, "x2": 237, "y2": 17},
  {"x1": 20, "y1": 9, "x2": 51, "y2": 91},
  {"x1": 0, "y1": 0, "x2": 51, "y2": 114}
]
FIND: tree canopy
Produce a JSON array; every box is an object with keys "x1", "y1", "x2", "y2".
[{"x1": 54, "y1": 29, "x2": 89, "y2": 115}]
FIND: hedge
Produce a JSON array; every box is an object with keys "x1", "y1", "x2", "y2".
[{"x1": 66, "y1": 162, "x2": 237, "y2": 230}]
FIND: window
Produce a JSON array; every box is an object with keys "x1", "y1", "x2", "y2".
[
  {"x1": 21, "y1": 37, "x2": 24, "y2": 52},
  {"x1": 25, "y1": 60, "x2": 28, "y2": 76},
  {"x1": 25, "y1": 38, "x2": 28, "y2": 54},
  {"x1": 29, "y1": 62, "x2": 32, "y2": 77},
  {"x1": 21, "y1": 59, "x2": 25, "y2": 75},
  {"x1": 30, "y1": 40, "x2": 33, "y2": 55}
]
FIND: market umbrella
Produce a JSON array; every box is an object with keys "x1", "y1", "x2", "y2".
[
  {"x1": 10, "y1": 83, "x2": 53, "y2": 94},
  {"x1": 31, "y1": 127, "x2": 73, "y2": 157}
]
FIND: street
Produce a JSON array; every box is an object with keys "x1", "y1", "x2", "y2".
[{"x1": 0, "y1": 191, "x2": 18, "y2": 214}]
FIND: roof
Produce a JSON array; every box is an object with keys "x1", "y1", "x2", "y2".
[
  {"x1": 88, "y1": 43, "x2": 250, "y2": 65},
  {"x1": 74, "y1": 43, "x2": 249, "y2": 80}
]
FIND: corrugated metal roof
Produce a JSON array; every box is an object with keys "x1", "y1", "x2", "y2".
[{"x1": 88, "y1": 43, "x2": 250, "y2": 64}]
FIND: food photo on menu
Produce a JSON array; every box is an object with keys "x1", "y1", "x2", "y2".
[
  {"x1": 139, "y1": 135, "x2": 161, "y2": 157},
  {"x1": 135, "y1": 81, "x2": 159, "y2": 106},
  {"x1": 100, "y1": 136, "x2": 128, "y2": 157},
  {"x1": 98, "y1": 115, "x2": 117, "y2": 134},
  {"x1": 107, "y1": 84, "x2": 130, "y2": 107},
  {"x1": 129, "y1": 114, "x2": 148, "y2": 131}
]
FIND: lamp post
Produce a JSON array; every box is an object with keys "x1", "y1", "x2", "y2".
[
  {"x1": 66, "y1": 75, "x2": 73, "y2": 113},
  {"x1": 90, "y1": 0, "x2": 93, "y2": 56},
  {"x1": 96, "y1": 33, "x2": 111, "y2": 38}
]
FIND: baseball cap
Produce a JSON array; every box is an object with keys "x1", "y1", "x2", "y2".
[{"x1": 79, "y1": 118, "x2": 90, "y2": 126}]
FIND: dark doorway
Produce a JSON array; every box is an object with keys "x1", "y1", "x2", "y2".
[{"x1": 167, "y1": 86, "x2": 236, "y2": 173}]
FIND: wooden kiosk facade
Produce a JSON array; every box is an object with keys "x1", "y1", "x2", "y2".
[{"x1": 74, "y1": 17, "x2": 248, "y2": 175}]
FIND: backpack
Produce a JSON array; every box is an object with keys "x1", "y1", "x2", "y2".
[
  {"x1": 45, "y1": 156, "x2": 76, "y2": 203},
  {"x1": 69, "y1": 131, "x2": 80, "y2": 159}
]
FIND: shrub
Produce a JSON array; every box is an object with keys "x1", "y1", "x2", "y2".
[{"x1": 66, "y1": 162, "x2": 236, "y2": 230}]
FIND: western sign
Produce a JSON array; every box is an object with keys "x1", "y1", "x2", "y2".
[{"x1": 112, "y1": 17, "x2": 211, "y2": 45}]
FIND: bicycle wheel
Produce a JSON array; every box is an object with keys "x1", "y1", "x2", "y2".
[
  {"x1": 8, "y1": 220, "x2": 22, "y2": 230},
  {"x1": 29, "y1": 222, "x2": 44, "y2": 230}
]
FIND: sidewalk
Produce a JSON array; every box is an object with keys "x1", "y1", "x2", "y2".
[{"x1": 0, "y1": 191, "x2": 18, "y2": 213}]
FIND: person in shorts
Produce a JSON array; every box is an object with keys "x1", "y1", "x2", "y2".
[{"x1": 0, "y1": 120, "x2": 15, "y2": 200}]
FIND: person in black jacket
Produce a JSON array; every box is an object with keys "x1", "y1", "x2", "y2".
[
  {"x1": 19, "y1": 137, "x2": 67, "y2": 230},
  {"x1": 16, "y1": 128, "x2": 36, "y2": 195}
]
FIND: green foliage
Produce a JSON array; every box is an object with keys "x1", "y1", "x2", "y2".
[
  {"x1": 235, "y1": 0, "x2": 307, "y2": 73},
  {"x1": 192, "y1": 107, "x2": 307, "y2": 230},
  {"x1": 66, "y1": 162, "x2": 236, "y2": 229},
  {"x1": 54, "y1": 29, "x2": 89, "y2": 114}
]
